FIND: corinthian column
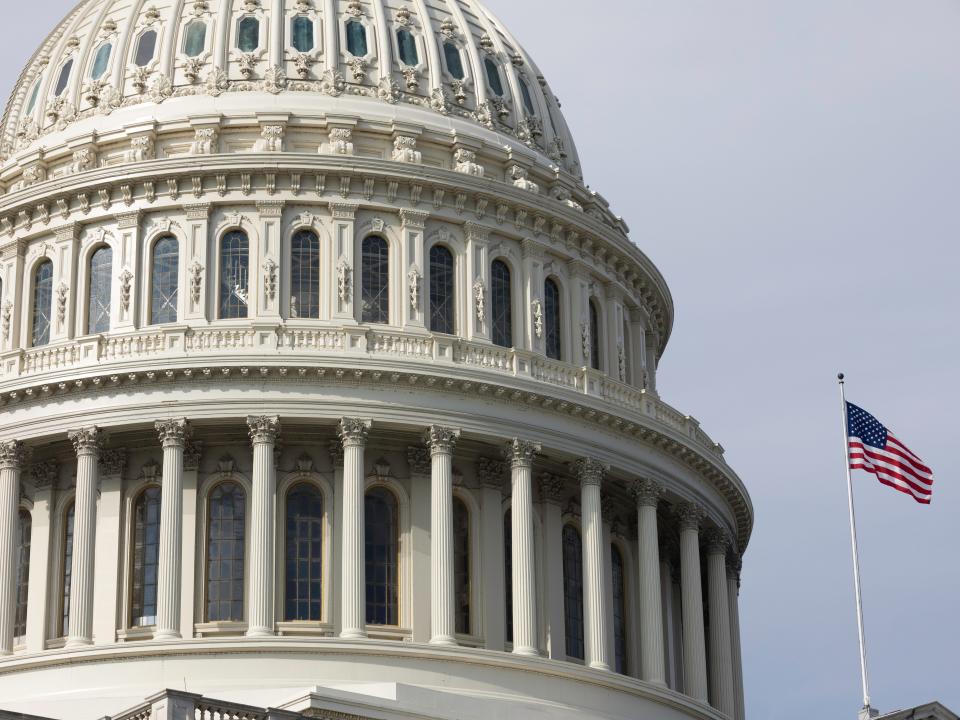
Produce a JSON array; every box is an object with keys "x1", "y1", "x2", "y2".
[
  {"x1": 676, "y1": 502, "x2": 708, "y2": 703},
  {"x1": 154, "y1": 419, "x2": 190, "y2": 640},
  {"x1": 631, "y1": 478, "x2": 666, "y2": 685},
  {"x1": 728, "y1": 553, "x2": 746, "y2": 720},
  {"x1": 246, "y1": 416, "x2": 280, "y2": 637},
  {"x1": 705, "y1": 528, "x2": 736, "y2": 716},
  {"x1": 66, "y1": 427, "x2": 105, "y2": 648},
  {"x1": 503, "y1": 438, "x2": 540, "y2": 657},
  {"x1": 0, "y1": 441, "x2": 30, "y2": 655},
  {"x1": 339, "y1": 418, "x2": 371, "y2": 639},
  {"x1": 426, "y1": 425, "x2": 461, "y2": 646},
  {"x1": 573, "y1": 458, "x2": 610, "y2": 671}
]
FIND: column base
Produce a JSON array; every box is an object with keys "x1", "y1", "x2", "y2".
[
  {"x1": 428, "y1": 635, "x2": 458, "y2": 647},
  {"x1": 589, "y1": 660, "x2": 612, "y2": 672},
  {"x1": 245, "y1": 627, "x2": 275, "y2": 638},
  {"x1": 340, "y1": 629, "x2": 368, "y2": 640},
  {"x1": 65, "y1": 637, "x2": 93, "y2": 649},
  {"x1": 511, "y1": 645, "x2": 540, "y2": 657},
  {"x1": 153, "y1": 629, "x2": 182, "y2": 641}
]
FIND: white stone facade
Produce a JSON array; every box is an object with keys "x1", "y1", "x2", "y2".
[{"x1": 0, "y1": 2, "x2": 752, "y2": 719}]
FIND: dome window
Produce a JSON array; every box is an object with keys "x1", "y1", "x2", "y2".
[
  {"x1": 31, "y1": 260, "x2": 54, "y2": 347},
  {"x1": 519, "y1": 76, "x2": 535, "y2": 115},
  {"x1": 291, "y1": 15, "x2": 314, "y2": 52},
  {"x1": 484, "y1": 57, "x2": 504, "y2": 97},
  {"x1": 346, "y1": 20, "x2": 367, "y2": 57},
  {"x1": 396, "y1": 28, "x2": 418, "y2": 66},
  {"x1": 25, "y1": 78, "x2": 42, "y2": 114},
  {"x1": 237, "y1": 16, "x2": 260, "y2": 53},
  {"x1": 183, "y1": 20, "x2": 207, "y2": 58},
  {"x1": 54, "y1": 59, "x2": 73, "y2": 97},
  {"x1": 491, "y1": 259, "x2": 512, "y2": 348},
  {"x1": 134, "y1": 30, "x2": 157, "y2": 67},
  {"x1": 443, "y1": 42, "x2": 464, "y2": 80},
  {"x1": 90, "y1": 43, "x2": 112, "y2": 80}
]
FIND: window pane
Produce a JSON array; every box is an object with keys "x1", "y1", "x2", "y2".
[
  {"x1": 290, "y1": 230, "x2": 320, "y2": 319},
  {"x1": 88, "y1": 246, "x2": 113, "y2": 334},
  {"x1": 238, "y1": 16, "x2": 260, "y2": 52},
  {"x1": 484, "y1": 58, "x2": 504, "y2": 97},
  {"x1": 207, "y1": 482, "x2": 245, "y2": 622},
  {"x1": 589, "y1": 301, "x2": 601, "y2": 371},
  {"x1": 429, "y1": 245, "x2": 454, "y2": 335},
  {"x1": 219, "y1": 231, "x2": 249, "y2": 319},
  {"x1": 519, "y1": 77, "x2": 535, "y2": 115},
  {"x1": 60, "y1": 502, "x2": 75, "y2": 637},
  {"x1": 151, "y1": 236, "x2": 179, "y2": 325},
  {"x1": 14, "y1": 510, "x2": 31, "y2": 641},
  {"x1": 562, "y1": 524, "x2": 584, "y2": 660},
  {"x1": 184, "y1": 21, "x2": 207, "y2": 58},
  {"x1": 365, "y1": 487, "x2": 398, "y2": 626},
  {"x1": 135, "y1": 31, "x2": 157, "y2": 67},
  {"x1": 26, "y1": 78, "x2": 42, "y2": 114},
  {"x1": 90, "y1": 43, "x2": 111, "y2": 80},
  {"x1": 453, "y1": 498, "x2": 470, "y2": 635},
  {"x1": 292, "y1": 16, "x2": 314, "y2": 52},
  {"x1": 32, "y1": 261, "x2": 53, "y2": 347},
  {"x1": 361, "y1": 236, "x2": 389, "y2": 324},
  {"x1": 131, "y1": 487, "x2": 162, "y2": 627},
  {"x1": 611, "y1": 544, "x2": 627, "y2": 674},
  {"x1": 444, "y1": 43, "x2": 464, "y2": 80},
  {"x1": 491, "y1": 260, "x2": 512, "y2": 348},
  {"x1": 285, "y1": 484, "x2": 323, "y2": 621},
  {"x1": 396, "y1": 29, "x2": 418, "y2": 66},
  {"x1": 54, "y1": 59, "x2": 73, "y2": 96},
  {"x1": 346, "y1": 20, "x2": 367, "y2": 57},
  {"x1": 544, "y1": 278, "x2": 561, "y2": 361},
  {"x1": 504, "y1": 509, "x2": 512, "y2": 643}
]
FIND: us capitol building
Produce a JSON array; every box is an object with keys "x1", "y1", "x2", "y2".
[{"x1": 0, "y1": 1, "x2": 753, "y2": 719}]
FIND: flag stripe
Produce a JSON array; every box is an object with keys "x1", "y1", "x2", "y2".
[
  {"x1": 849, "y1": 441, "x2": 934, "y2": 484},
  {"x1": 885, "y1": 436, "x2": 932, "y2": 473},
  {"x1": 874, "y1": 474, "x2": 932, "y2": 505},
  {"x1": 850, "y1": 459, "x2": 932, "y2": 501},
  {"x1": 850, "y1": 455, "x2": 933, "y2": 496}
]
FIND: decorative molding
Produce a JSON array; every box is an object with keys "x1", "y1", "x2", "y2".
[
  {"x1": 338, "y1": 418, "x2": 371, "y2": 448},
  {"x1": 674, "y1": 501, "x2": 705, "y2": 532},
  {"x1": 407, "y1": 445, "x2": 431, "y2": 476},
  {"x1": 247, "y1": 415, "x2": 281, "y2": 444},
  {"x1": 0, "y1": 440, "x2": 31, "y2": 470},
  {"x1": 68, "y1": 427, "x2": 106, "y2": 456},
  {"x1": 425, "y1": 425, "x2": 460, "y2": 455},
  {"x1": 629, "y1": 478, "x2": 664, "y2": 508},
  {"x1": 156, "y1": 418, "x2": 191, "y2": 448},
  {"x1": 571, "y1": 457, "x2": 605, "y2": 487},
  {"x1": 503, "y1": 438, "x2": 541, "y2": 469}
]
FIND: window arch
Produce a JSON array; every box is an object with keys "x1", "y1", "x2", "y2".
[
  {"x1": 503, "y1": 508, "x2": 512, "y2": 643},
  {"x1": 54, "y1": 59, "x2": 73, "y2": 96},
  {"x1": 611, "y1": 543, "x2": 627, "y2": 674},
  {"x1": 87, "y1": 246, "x2": 113, "y2": 334},
  {"x1": 365, "y1": 486, "x2": 398, "y2": 626},
  {"x1": 184, "y1": 20, "x2": 207, "y2": 58},
  {"x1": 131, "y1": 486, "x2": 161, "y2": 627},
  {"x1": 443, "y1": 42, "x2": 464, "y2": 80},
  {"x1": 491, "y1": 259, "x2": 512, "y2": 348},
  {"x1": 90, "y1": 43, "x2": 112, "y2": 80},
  {"x1": 150, "y1": 236, "x2": 179, "y2": 325},
  {"x1": 284, "y1": 483, "x2": 323, "y2": 622},
  {"x1": 588, "y1": 299, "x2": 601, "y2": 371},
  {"x1": 562, "y1": 523, "x2": 584, "y2": 660},
  {"x1": 291, "y1": 16, "x2": 314, "y2": 52},
  {"x1": 59, "y1": 500, "x2": 75, "y2": 637},
  {"x1": 206, "y1": 482, "x2": 246, "y2": 622},
  {"x1": 134, "y1": 30, "x2": 157, "y2": 67},
  {"x1": 396, "y1": 28, "x2": 418, "y2": 66},
  {"x1": 290, "y1": 230, "x2": 320, "y2": 319},
  {"x1": 219, "y1": 231, "x2": 250, "y2": 319},
  {"x1": 361, "y1": 235, "x2": 389, "y2": 324},
  {"x1": 346, "y1": 20, "x2": 368, "y2": 57},
  {"x1": 14, "y1": 509, "x2": 31, "y2": 642},
  {"x1": 429, "y1": 245, "x2": 455, "y2": 335},
  {"x1": 453, "y1": 496, "x2": 470, "y2": 635},
  {"x1": 484, "y1": 57, "x2": 504, "y2": 97},
  {"x1": 544, "y1": 278, "x2": 562, "y2": 361},
  {"x1": 237, "y1": 16, "x2": 260, "y2": 52},
  {"x1": 31, "y1": 260, "x2": 54, "y2": 348}
]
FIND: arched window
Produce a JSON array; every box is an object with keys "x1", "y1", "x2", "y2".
[
  {"x1": 429, "y1": 245, "x2": 454, "y2": 335},
  {"x1": 361, "y1": 235, "x2": 389, "y2": 324},
  {"x1": 611, "y1": 544, "x2": 627, "y2": 674},
  {"x1": 621, "y1": 318, "x2": 631, "y2": 384},
  {"x1": 184, "y1": 20, "x2": 207, "y2": 58},
  {"x1": 134, "y1": 30, "x2": 157, "y2": 67},
  {"x1": 14, "y1": 510, "x2": 31, "y2": 642},
  {"x1": 503, "y1": 509, "x2": 512, "y2": 643},
  {"x1": 26, "y1": 78, "x2": 42, "y2": 114},
  {"x1": 544, "y1": 278, "x2": 561, "y2": 361},
  {"x1": 150, "y1": 236, "x2": 179, "y2": 325},
  {"x1": 443, "y1": 42, "x2": 464, "y2": 80},
  {"x1": 237, "y1": 16, "x2": 260, "y2": 52},
  {"x1": 396, "y1": 28, "x2": 418, "y2": 66},
  {"x1": 484, "y1": 57, "x2": 504, "y2": 97},
  {"x1": 292, "y1": 16, "x2": 314, "y2": 52},
  {"x1": 346, "y1": 20, "x2": 368, "y2": 57},
  {"x1": 588, "y1": 300, "x2": 601, "y2": 371},
  {"x1": 219, "y1": 231, "x2": 249, "y2": 319},
  {"x1": 59, "y1": 501, "x2": 75, "y2": 637},
  {"x1": 54, "y1": 59, "x2": 73, "y2": 96},
  {"x1": 290, "y1": 230, "x2": 320, "y2": 319},
  {"x1": 518, "y1": 76, "x2": 536, "y2": 115},
  {"x1": 131, "y1": 486, "x2": 161, "y2": 627},
  {"x1": 90, "y1": 43, "x2": 111, "y2": 80},
  {"x1": 365, "y1": 487, "x2": 398, "y2": 626},
  {"x1": 491, "y1": 260, "x2": 512, "y2": 348},
  {"x1": 87, "y1": 246, "x2": 113, "y2": 334},
  {"x1": 562, "y1": 524, "x2": 584, "y2": 660},
  {"x1": 453, "y1": 496, "x2": 470, "y2": 635},
  {"x1": 284, "y1": 483, "x2": 323, "y2": 622},
  {"x1": 31, "y1": 260, "x2": 54, "y2": 348},
  {"x1": 206, "y1": 482, "x2": 245, "y2": 622}
]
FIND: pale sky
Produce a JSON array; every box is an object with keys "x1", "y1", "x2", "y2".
[{"x1": 2, "y1": 2, "x2": 958, "y2": 718}]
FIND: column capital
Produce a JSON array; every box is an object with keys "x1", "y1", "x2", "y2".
[
  {"x1": 0, "y1": 440, "x2": 31, "y2": 470},
  {"x1": 630, "y1": 478, "x2": 664, "y2": 508},
  {"x1": 703, "y1": 527, "x2": 731, "y2": 556},
  {"x1": 156, "y1": 418, "x2": 191, "y2": 448},
  {"x1": 338, "y1": 418, "x2": 372, "y2": 448},
  {"x1": 247, "y1": 416, "x2": 281, "y2": 444},
  {"x1": 726, "y1": 551, "x2": 743, "y2": 585},
  {"x1": 425, "y1": 426, "x2": 460, "y2": 455},
  {"x1": 674, "y1": 501, "x2": 705, "y2": 532},
  {"x1": 503, "y1": 439, "x2": 541, "y2": 469},
  {"x1": 68, "y1": 427, "x2": 106, "y2": 457},
  {"x1": 571, "y1": 457, "x2": 606, "y2": 488},
  {"x1": 477, "y1": 457, "x2": 507, "y2": 490},
  {"x1": 538, "y1": 472, "x2": 565, "y2": 504},
  {"x1": 407, "y1": 445, "x2": 431, "y2": 476}
]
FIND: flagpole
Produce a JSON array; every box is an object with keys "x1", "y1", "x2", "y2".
[{"x1": 838, "y1": 373, "x2": 873, "y2": 717}]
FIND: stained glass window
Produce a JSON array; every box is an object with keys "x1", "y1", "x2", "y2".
[
  {"x1": 544, "y1": 278, "x2": 561, "y2": 361},
  {"x1": 238, "y1": 16, "x2": 260, "y2": 52},
  {"x1": 361, "y1": 235, "x2": 389, "y2": 324},
  {"x1": 290, "y1": 230, "x2": 320, "y2": 319},
  {"x1": 134, "y1": 30, "x2": 157, "y2": 67},
  {"x1": 131, "y1": 486, "x2": 161, "y2": 627},
  {"x1": 491, "y1": 260, "x2": 512, "y2": 348},
  {"x1": 504, "y1": 509, "x2": 512, "y2": 643},
  {"x1": 611, "y1": 544, "x2": 627, "y2": 674},
  {"x1": 397, "y1": 28, "x2": 418, "y2": 66},
  {"x1": 519, "y1": 76, "x2": 535, "y2": 115},
  {"x1": 206, "y1": 482, "x2": 245, "y2": 622},
  {"x1": 365, "y1": 487, "x2": 398, "y2": 626},
  {"x1": 429, "y1": 245, "x2": 454, "y2": 335},
  {"x1": 292, "y1": 16, "x2": 314, "y2": 52},
  {"x1": 90, "y1": 43, "x2": 111, "y2": 80},
  {"x1": 285, "y1": 484, "x2": 323, "y2": 622},
  {"x1": 346, "y1": 20, "x2": 367, "y2": 57},
  {"x1": 484, "y1": 57, "x2": 504, "y2": 97},
  {"x1": 87, "y1": 246, "x2": 113, "y2": 334},
  {"x1": 26, "y1": 78, "x2": 42, "y2": 114},
  {"x1": 219, "y1": 231, "x2": 249, "y2": 319},
  {"x1": 150, "y1": 236, "x2": 179, "y2": 325},
  {"x1": 60, "y1": 501, "x2": 75, "y2": 637},
  {"x1": 443, "y1": 43, "x2": 464, "y2": 80},
  {"x1": 589, "y1": 300, "x2": 601, "y2": 371},
  {"x1": 32, "y1": 260, "x2": 53, "y2": 348},
  {"x1": 453, "y1": 497, "x2": 470, "y2": 635},
  {"x1": 54, "y1": 59, "x2": 73, "y2": 96},
  {"x1": 14, "y1": 510, "x2": 31, "y2": 641},
  {"x1": 562, "y1": 524, "x2": 584, "y2": 660},
  {"x1": 184, "y1": 20, "x2": 207, "y2": 58}
]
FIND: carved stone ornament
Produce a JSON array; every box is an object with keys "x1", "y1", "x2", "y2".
[
  {"x1": 392, "y1": 135, "x2": 421, "y2": 164},
  {"x1": 68, "y1": 427, "x2": 106, "y2": 456},
  {"x1": 674, "y1": 501, "x2": 705, "y2": 532},
  {"x1": 119, "y1": 268, "x2": 134, "y2": 313},
  {"x1": 328, "y1": 439, "x2": 344, "y2": 469},
  {"x1": 323, "y1": 127, "x2": 354, "y2": 156},
  {"x1": 425, "y1": 425, "x2": 460, "y2": 454},
  {"x1": 477, "y1": 457, "x2": 506, "y2": 490},
  {"x1": 338, "y1": 418, "x2": 371, "y2": 448},
  {"x1": 0, "y1": 441, "x2": 31, "y2": 470},
  {"x1": 101, "y1": 449, "x2": 128, "y2": 477},
  {"x1": 295, "y1": 452, "x2": 315, "y2": 473},
  {"x1": 703, "y1": 527, "x2": 731, "y2": 555},
  {"x1": 407, "y1": 445, "x2": 431, "y2": 476},
  {"x1": 319, "y1": 68, "x2": 346, "y2": 96},
  {"x1": 189, "y1": 260, "x2": 204, "y2": 304},
  {"x1": 184, "y1": 438, "x2": 203, "y2": 471},
  {"x1": 262, "y1": 65, "x2": 287, "y2": 94},
  {"x1": 617, "y1": 341, "x2": 626, "y2": 382},
  {"x1": 30, "y1": 459, "x2": 59, "y2": 488},
  {"x1": 630, "y1": 478, "x2": 664, "y2": 508},
  {"x1": 190, "y1": 127, "x2": 218, "y2": 155},
  {"x1": 510, "y1": 165, "x2": 540, "y2": 194},
  {"x1": 531, "y1": 298, "x2": 544, "y2": 339},
  {"x1": 503, "y1": 438, "x2": 541, "y2": 468},
  {"x1": 217, "y1": 455, "x2": 236, "y2": 475},
  {"x1": 255, "y1": 125, "x2": 284, "y2": 152},
  {"x1": 473, "y1": 278, "x2": 486, "y2": 326},
  {"x1": 156, "y1": 418, "x2": 190, "y2": 448},
  {"x1": 538, "y1": 472, "x2": 565, "y2": 503},
  {"x1": 453, "y1": 148, "x2": 484, "y2": 177},
  {"x1": 407, "y1": 266, "x2": 421, "y2": 312},
  {"x1": 262, "y1": 258, "x2": 278, "y2": 303},
  {"x1": 1, "y1": 301, "x2": 12, "y2": 341},
  {"x1": 336, "y1": 258, "x2": 352, "y2": 304},
  {"x1": 126, "y1": 135, "x2": 155, "y2": 163},
  {"x1": 247, "y1": 415, "x2": 281, "y2": 444},
  {"x1": 571, "y1": 457, "x2": 605, "y2": 487}
]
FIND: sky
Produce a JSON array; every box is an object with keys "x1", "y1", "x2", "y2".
[{"x1": 2, "y1": 2, "x2": 958, "y2": 719}]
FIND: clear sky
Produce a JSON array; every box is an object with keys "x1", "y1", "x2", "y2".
[{"x1": 2, "y1": 2, "x2": 958, "y2": 719}]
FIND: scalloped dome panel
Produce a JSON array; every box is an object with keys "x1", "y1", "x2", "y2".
[{"x1": 1, "y1": 0, "x2": 582, "y2": 177}]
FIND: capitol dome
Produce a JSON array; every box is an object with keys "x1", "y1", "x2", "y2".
[{"x1": 0, "y1": 2, "x2": 752, "y2": 720}]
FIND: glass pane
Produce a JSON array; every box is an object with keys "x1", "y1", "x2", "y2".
[
  {"x1": 131, "y1": 486, "x2": 162, "y2": 626},
  {"x1": 346, "y1": 20, "x2": 367, "y2": 57},
  {"x1": 292, "y1": 16, "x2": 314, "y2": 52},
  {"x1": 238, "y1": 16, "x2": 260, "y2": 52},
  {"x1": 284, "y1": 484, "x2": 323, "y2": 621},
  {"x1": 219, "y1": 231, "x2": 249, "y2": 319},
  {"x1": 453, "y1": 498, "x2": 470, "y2": 635},
  {"x1": 444, "y1": 43, "x2": 464, "y2": 80},
  {"x1": 60, "y1": 503, "x2": 75, "y2": 637},
  {"x1": 32, "y1": 261, "x2": 53, "y2": 347},
  {"x1": 135, "y1": 31, "x2": 157, "y2": 67},
  {"x1": 484, "y1": 58, "x2": 504, "y2": 97},
  {"x1": 151, "y1": 236, "x2": 179, "y2": 325},
  {"x1": 90, "y1": 43, "x2": 111, "y2": 80},
  {"x1": 365, "y1": 487, "x2": 398, "y2": 626},
  {"x1": 562, "y1": 524, "x2": 584, "y2": 660},
  {"x1": 290, "y1": 230, "x2": 320, "y2": 319},
  {"x1": 491, "y1": 260, "x2": 512, "y2": 348},
  {"x1": 87, "y1": 246, "x2": 113, "y2": 334},
  {"x1": 14, "y1": 510, "x2": 31, "y2": 640},
  {"x1": 544, "y1": 278, "x2": 561, "y2": 361},
  {"x1": 429, "y1": 245, "x2": 455, "y2": 335},
  {"x1": 504, "y1": 510, "x2": 512, "y2": 643},
  {"x1": 611, "y1": 545, "x2": 627, "y2": 674},
  {"x1": 519, "y1": 77, "x2": 535, "y2": 115},
  {"x1": 207, "y1": 483, "x2": 246, "y2": 622},
  {"x1": 589, "y1": 301, "x2": 601, "y2": 371},
  {"x1": 26, "y1": 78, "x2": 42, "y2": 114},
  {"x1": 361, "y1": 236, "x2": 389, "y2": 324},
  {"x1": 54, "y1": 59, "x2": 73, "y2": 96},
  {"x1": 397, "y1": 29, "x2": 418, "y2": 66},
  {"x1": 184, "y1": 21, "x2": 207, "y2": 58}
]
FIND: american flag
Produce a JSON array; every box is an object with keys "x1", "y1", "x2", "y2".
[{"x1": 846, "y1": 402, "x2": 934, "y2": 505}]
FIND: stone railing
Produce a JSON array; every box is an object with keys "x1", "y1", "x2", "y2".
[{"x1": 107, "y1": 690, "x2": 276, "y2": 720}]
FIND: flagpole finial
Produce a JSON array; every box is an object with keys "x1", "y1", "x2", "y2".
[{"x1": 838, "y1": 373, "x2": 845, "y2": 383}]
